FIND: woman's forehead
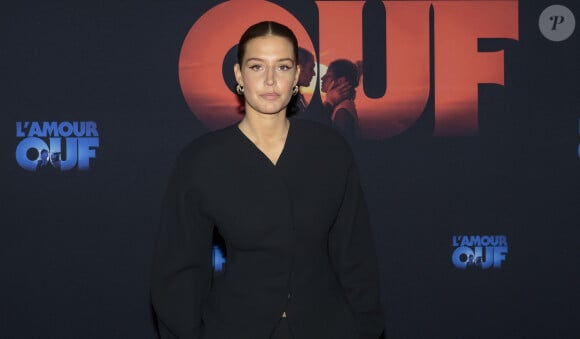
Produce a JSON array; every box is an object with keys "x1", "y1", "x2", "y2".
[{"x1": 243, "y1": 36, "x2": 295, "y2": 59}]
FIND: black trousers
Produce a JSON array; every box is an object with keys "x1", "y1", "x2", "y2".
[{"x1": 270, "y1": 317, "x2": 293, "y2": 339}]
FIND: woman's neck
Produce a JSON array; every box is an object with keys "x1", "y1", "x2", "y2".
[{"x1": 238, "y1": 112, "x2": 289, "y2": 144}]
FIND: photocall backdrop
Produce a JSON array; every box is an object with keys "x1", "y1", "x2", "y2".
[{"x1": 1, "y1": 1, "x2": 579, "y2": 338}]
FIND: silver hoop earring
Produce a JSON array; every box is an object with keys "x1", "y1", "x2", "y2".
[
  {"x1": 292, "y1": 85, "x2": 299, "y2": 96},
  {"x1": 236, "y1": 84, "x2": 244, "y2": 95}
]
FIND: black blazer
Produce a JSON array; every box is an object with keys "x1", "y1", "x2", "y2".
[{"x1": 151, "y1": 118, "x2": 384, "y2": 339}]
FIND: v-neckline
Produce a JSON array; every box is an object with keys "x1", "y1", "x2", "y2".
[{"x1": 235, "y1": 120, "x2": 292, "y2": 168}]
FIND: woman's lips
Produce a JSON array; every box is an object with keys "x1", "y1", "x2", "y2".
[{"x1": 261, "y1": 92, "x2": 280, "y2": 100}]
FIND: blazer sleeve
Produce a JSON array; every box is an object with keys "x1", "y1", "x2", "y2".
[
  {"x1": 150, "y1": 152, "x2": 214, "y2": 338},
  {"x1": 329, "y1": 159, "x2": 384, "y2": 339}
]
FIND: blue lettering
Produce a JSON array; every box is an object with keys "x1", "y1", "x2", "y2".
[
  {"x1": 58, "y1": 122, "x2": 73, "y2": 137},
  {"x1": 15, "y1": 137, "x2": 49, "y2": 171},
  {"x1": 28, "y1": 122, "x2": 44, "y2": 137},
  {"x1": 16, "y1": 122, "x2": 26, "y2": 137},
  {"x1": 452, "y1": 235, "x2": 508, "y2": 270},
  {"x1": 452, "y1": 235, "x2": 460, "y2": 246},
  {"x1": 473, "y1": 246, "x2": 494, "y2": 269},
  {"x1": 86, "y1": 121, "x2": 98, "y2": 136},
  {"x1": 492, "y1": 246, "x2": 508, "y2": 268},
  {"x1": 77, "y1": 137, "x2": 99, "y2": 170},
  {"x1": 498, "y1": 235, "x2": 507, "y2": 246},
  {"x1": 48, "y1": 137, "x2": 77, "y2": 170},
  {"x1": 212, "y1": 245, "x2": 226, "y2": 273},
  {"x1": 43, "y1": 122, "x2": 59, "y2": 137},
  {"x1": 452, "y1": 246, "x2": 473, "y2": 269},
  {"x1": 19, "y1": 121, "x2": 98, "y2": 137},
  {"x1": 16, "y1": 121, "x2": 100, "y2": 171}
]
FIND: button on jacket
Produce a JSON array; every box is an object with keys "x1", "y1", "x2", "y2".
[{"x1": 151, "y1": 118, "x2": 384, "y2": 339}]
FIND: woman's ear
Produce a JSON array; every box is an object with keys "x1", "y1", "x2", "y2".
[{"x1": 234, "y1": 63, "x2": 243, "y2": 86}]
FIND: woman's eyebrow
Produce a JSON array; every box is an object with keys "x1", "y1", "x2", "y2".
[{"x1": 245, "y1": 57, "x2": 295, "y2": 64}]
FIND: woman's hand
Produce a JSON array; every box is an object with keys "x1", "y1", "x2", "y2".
[{"x1": 324, "y1": 77, "x2": 351, "y2": 107}]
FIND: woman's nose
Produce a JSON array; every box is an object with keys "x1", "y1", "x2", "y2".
[{"x1": 265, "y1": 68, "x2": 275, "y2": 85}]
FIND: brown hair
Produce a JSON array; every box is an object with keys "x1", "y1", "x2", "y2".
[
  {"x1": 237, "y1": 21, "x2": 298, "y2": 65},
  {"x1": 327, "y1": 59, "x2": 362, "y2": 100},
  {"x1": 298, "y1": 47, "x2": 314, "y2": 66}
]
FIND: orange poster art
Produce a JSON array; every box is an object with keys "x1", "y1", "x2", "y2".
[{"x1": 179, "y1": 1, "x2": 518, "y2": 139}]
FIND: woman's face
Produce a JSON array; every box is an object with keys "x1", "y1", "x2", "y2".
[
  {"x1": 298, "y1": 59, "x2": 315, "y2": 87},
  {"x1": 234, "y1": 35, "x2": 300, "y2": 116},
  {"x1": 320, "y1": 68, "x2": 334, "y2": 93}
]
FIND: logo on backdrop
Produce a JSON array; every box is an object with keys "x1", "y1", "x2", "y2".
[
  {"x1": 15, "y1": 121, "x2": 100, "y2": 171},
  {"x1": 451, "y1": 235, "x2": 508, "y2": 269},
  {"x1": 212, "y1": 245, "x2": 226, "y2": 275}
]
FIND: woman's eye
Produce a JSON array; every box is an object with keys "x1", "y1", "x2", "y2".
[
  {"x1": 278, "y1": 65, "x2": 291, "y2": 71},
  {"x1": 249, "y1": 65, "x2": 262, "y2": 71}
]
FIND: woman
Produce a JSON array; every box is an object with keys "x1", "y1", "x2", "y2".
[
  {"x1": 321, "y1": 59, "x2": 362, "y2": 138},
  {"x1": 151, "y1": 21, "x2": 383, "y2": 339},
  {"x1": 295, "y1": 47, "x2": 352, "y2": 120}
]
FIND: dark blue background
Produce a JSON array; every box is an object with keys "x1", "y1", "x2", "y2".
[{"x1": 1, "y1": 1, "x2": 579, "y2": 338}]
